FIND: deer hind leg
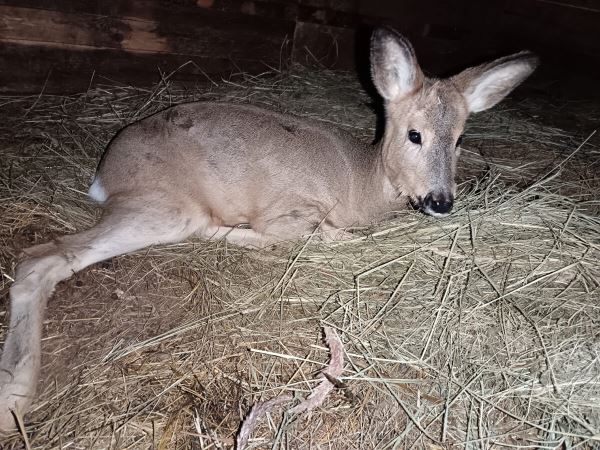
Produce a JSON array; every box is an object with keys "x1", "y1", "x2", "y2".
[{"x1": 0, "y1": 194, "x2": 207, "y2": 431}]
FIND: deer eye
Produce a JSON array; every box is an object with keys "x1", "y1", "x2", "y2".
[
  {"x1": 456, "y1": 134, "x2": 464, "y2": 147},
  {"x1": 408, "y1": 130, "x2": 422, "y2": 145}
]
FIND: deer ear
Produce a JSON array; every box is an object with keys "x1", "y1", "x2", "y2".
[
  {"x1": 371, "y1": 28, "x2": 424, "y2": 101},
  {"x1": 452, "y1": 51, "x2": 539, "y2": 113}
]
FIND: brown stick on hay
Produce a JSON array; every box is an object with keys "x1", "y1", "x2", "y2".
[
  {"x1": 236, "y1": 327, "x2": 345, "y2": 449},
  {"x1": 236, "y1": 395, "x2": 294, "y2": 450},
  {"x1": 287, "y1": 326, "x2": 344, "y2": 415}
]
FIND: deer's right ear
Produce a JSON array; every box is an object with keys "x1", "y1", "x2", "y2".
[{"x1": 371, "y1": 28, "x2": 424, "y2": 101}]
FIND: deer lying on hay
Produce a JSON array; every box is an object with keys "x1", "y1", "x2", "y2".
[{"x1": 0, "y1": 28, "x2": 537, "y2": 430}]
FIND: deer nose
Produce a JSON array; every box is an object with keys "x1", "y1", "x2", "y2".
[{"x1": 423, "y1": 192, "x2": 453, "y2": 216}]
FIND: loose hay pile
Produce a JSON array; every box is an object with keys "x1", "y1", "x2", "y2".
[{"x1": 0, "y1": 69, "x2": 599, "y2": 449}]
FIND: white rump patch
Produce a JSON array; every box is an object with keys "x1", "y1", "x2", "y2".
[{"x1": 88, "y1": 178, "x2": 108, "y2": 203}]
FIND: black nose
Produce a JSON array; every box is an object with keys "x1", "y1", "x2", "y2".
[{"x1": 423, "y1": 192, "x2": 453, "y2": 216}]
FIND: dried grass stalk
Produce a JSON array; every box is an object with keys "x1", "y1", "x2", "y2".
[{"x1": 288, "y1": 327, "x2": 344, "y2": 415}]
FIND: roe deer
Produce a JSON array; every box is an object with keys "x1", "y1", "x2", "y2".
[{"x1": 0, "y1": 28, "x2": 538, "y2": 430}]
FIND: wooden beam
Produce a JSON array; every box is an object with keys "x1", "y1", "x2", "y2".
[
  {"x1": 0, "y1": 5, "x2": 293, "y2": 59},
  {"x1": 0, "y1": 3, "x2": 295, "y2": 93}
]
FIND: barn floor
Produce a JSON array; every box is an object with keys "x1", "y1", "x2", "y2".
[{"x1": 0, "y1": 68, "x2": 599, "y2": 449}]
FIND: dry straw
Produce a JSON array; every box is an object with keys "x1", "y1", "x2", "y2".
[{"x1": 0, "y1": 68, "x2": 599, "y2": 449}]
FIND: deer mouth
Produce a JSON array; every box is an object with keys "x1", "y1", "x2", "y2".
[{"x1": 409, "y1": 194, "x2": 454, "y2": 217}]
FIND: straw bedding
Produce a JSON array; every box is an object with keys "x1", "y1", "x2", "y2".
[{"x1": 0, "y1": 69, "x2": 598, "y2": 449}]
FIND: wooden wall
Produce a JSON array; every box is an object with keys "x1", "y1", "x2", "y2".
[
  {"x1": 0, "y1": 0, "x2": 598, "y2": 94},
  {"x1": 0, "y1": 0, "x2": 297, "y2": 93},
  {"x1": 290, "y1": 0, "x2": 600, "y2": 75}
]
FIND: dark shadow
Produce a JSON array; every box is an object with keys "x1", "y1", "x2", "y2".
[{"x1": 354, "y1": 24, "x2": 386, "y2": 145}]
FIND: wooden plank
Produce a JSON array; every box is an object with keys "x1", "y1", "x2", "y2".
[
  {"x1": 0, "y1": 1, "x2": 297, "y2": 94},
  {"x1": 0, "y1": 5, "x2": 294, "y2": 60},
  {"x1": 0, "y1": 6, "x2": 167, "y2": 53},
  {"x1": 0, "y1": 0, "x2": 299, "y2": 22},
  {"x1": 535, "y1": 0, "x2": 600, "y2": 13}
]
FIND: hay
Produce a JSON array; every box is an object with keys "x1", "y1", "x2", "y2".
[{"x1": 0, "y1": 68, "x2": 599, "y2": 449}]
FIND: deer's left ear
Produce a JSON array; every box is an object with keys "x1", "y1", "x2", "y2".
[{"x1": 452, "y1": 51, "x2": 539, "y2": 113}]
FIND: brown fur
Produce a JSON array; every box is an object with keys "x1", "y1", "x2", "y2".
[{"x1": 0, "y1": 28, "x2": 538, "y2": 430}]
